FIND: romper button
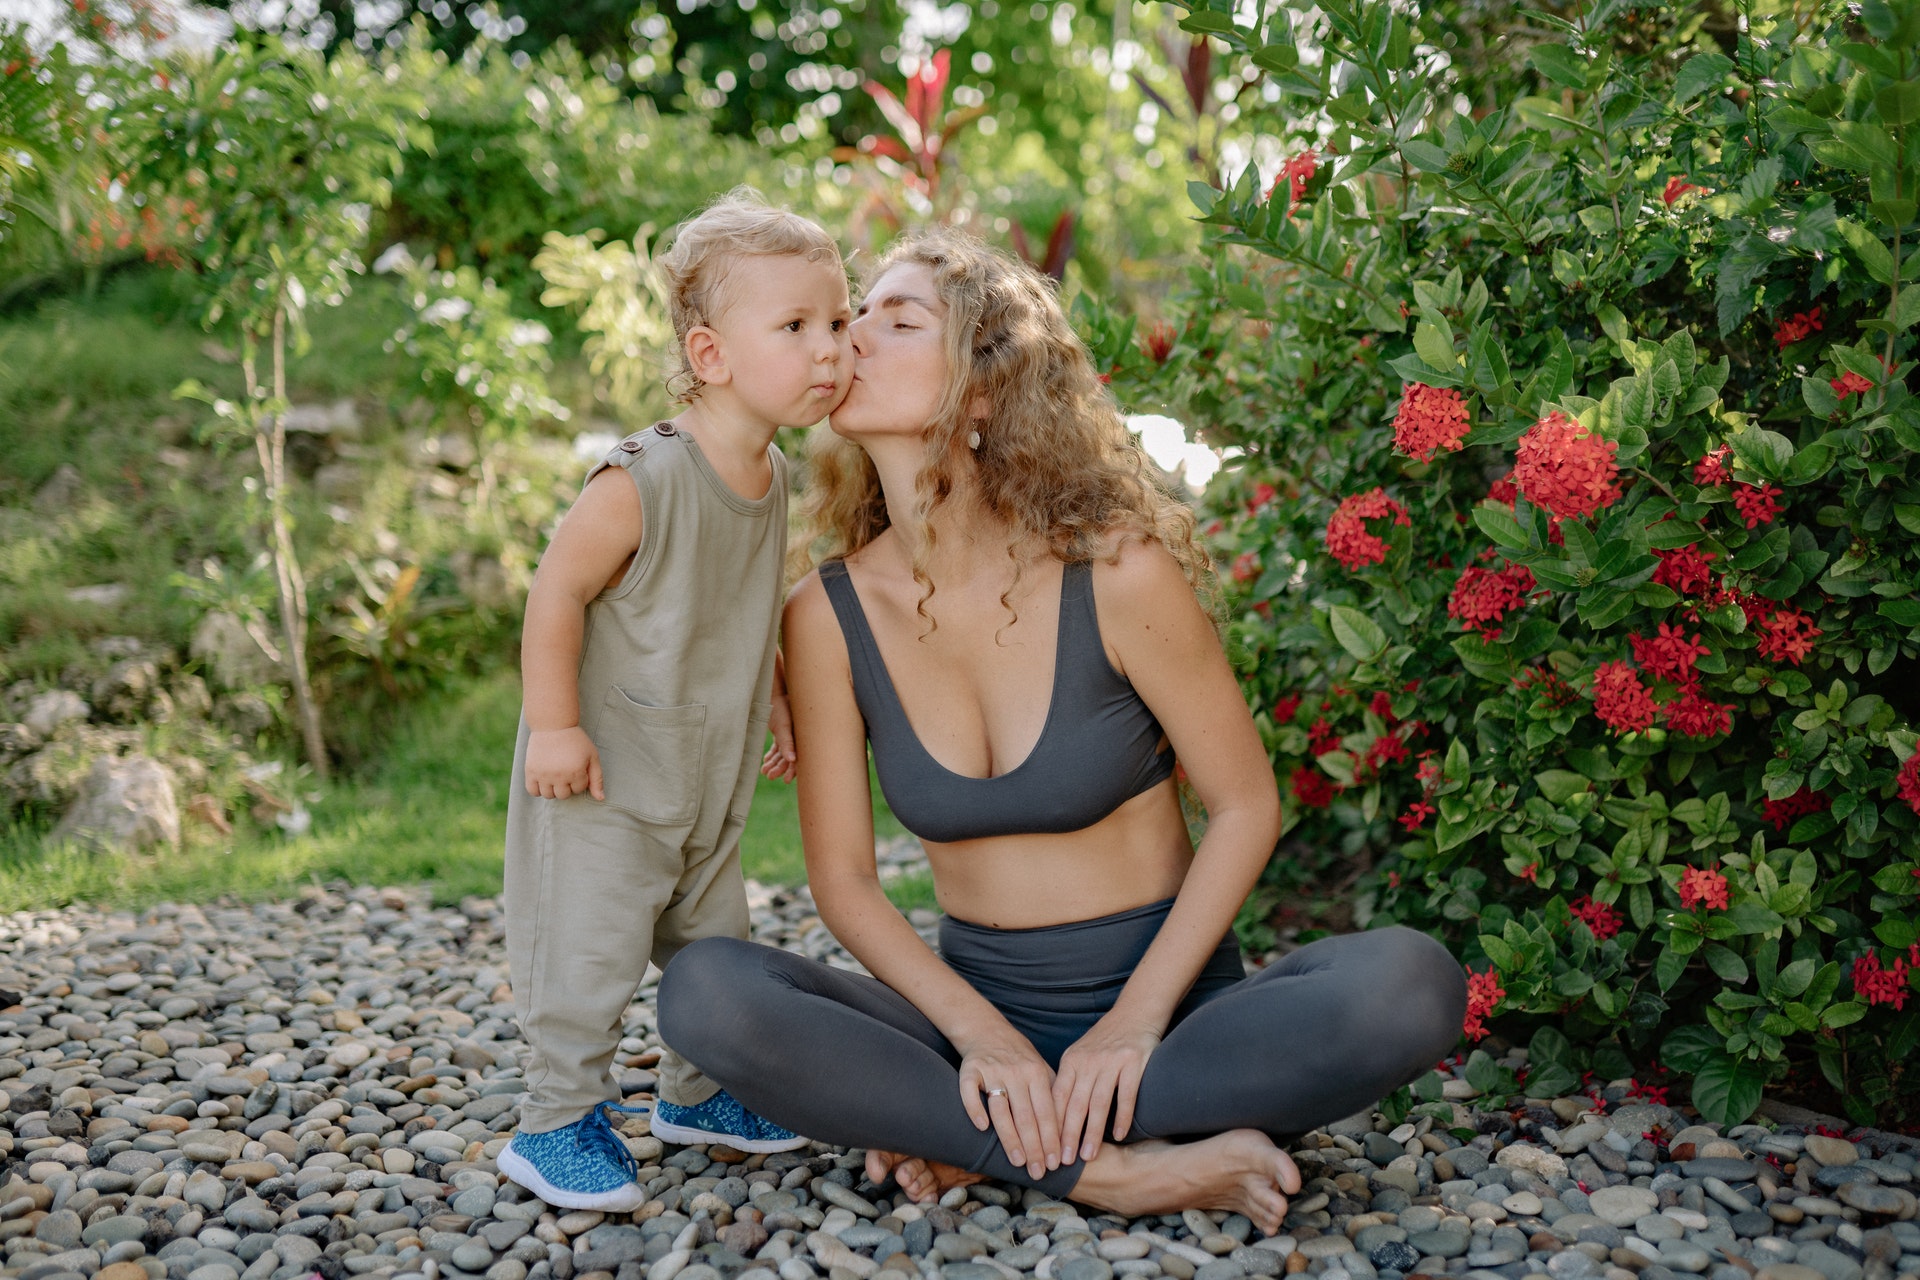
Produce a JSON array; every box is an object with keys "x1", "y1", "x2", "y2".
[
  {"x1": 619, "y1": 440, "x2": 643, "y2": 453},
  {"x1": 655, "y1": 421, "x2": 677, "y2": 436}
]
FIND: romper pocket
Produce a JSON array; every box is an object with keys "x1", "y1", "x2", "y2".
[
  {"x1": 598, "y1": 689, "x2": 706, "y2": 825},
  {"x1": 729, "y1": 701, "x2": 775, "y2": 821}
]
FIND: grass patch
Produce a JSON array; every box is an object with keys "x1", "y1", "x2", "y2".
[{"x1": 0, "y1": 669, "x2": 913, "y2": 910}]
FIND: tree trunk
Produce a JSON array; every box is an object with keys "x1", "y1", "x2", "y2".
[{"x1": 248, "y1": 301, "x2": 330, "y2": 779}]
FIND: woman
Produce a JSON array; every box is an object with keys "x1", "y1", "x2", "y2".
[{"x1": 659, "y1": 229, "x2": 1465, "y2": 1233}]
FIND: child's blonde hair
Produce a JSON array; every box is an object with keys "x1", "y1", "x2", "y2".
[{"x1": 658, "y1": 187, "x2": 844, "y2": 403}]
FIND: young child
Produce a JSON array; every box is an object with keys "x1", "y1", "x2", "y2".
[{"x1": 500, "y1": 191, "x2": 850, "y2": 1211}]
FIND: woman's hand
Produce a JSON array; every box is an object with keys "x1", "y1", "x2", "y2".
[
  {"x1": 956, "y1": 1033, "x2": 1062, "y2": 1182},
  {"x1": 760, "y1": 691, "x2": 798, "y2": 781},
  {"x1": 525, "y1": 727, "x2": 603, "y2": 800},
  {"x1": 1053, "y1": 1013, "x2": 1162, "y2": 1163}
]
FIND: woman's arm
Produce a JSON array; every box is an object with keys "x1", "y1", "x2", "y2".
[
  {"x1": 1054, "y1": 538, "x2": 1284, "y2": 1159},
  {"x1": 785, "y1": 572, "x2": 1066, "y2": 1180}
]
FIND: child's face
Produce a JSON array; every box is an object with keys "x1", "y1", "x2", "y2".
[{"x1": 706, "y1": 253, "x2": 853, "y2": 427}]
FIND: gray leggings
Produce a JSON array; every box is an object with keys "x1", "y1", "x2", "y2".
[{"x1": 658, "y1": 901, "x2": 1466, "y2": 1198}]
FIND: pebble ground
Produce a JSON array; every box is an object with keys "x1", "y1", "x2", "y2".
[{"x1": 3, "y1": 880, "x2": 1917, "y2": 1280}]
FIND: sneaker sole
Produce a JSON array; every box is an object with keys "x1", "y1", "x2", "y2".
[
  {"x1": 647, "y1": 1115, "x2": 810, "y2": 1153},
  {"x1": 498, "y1": 1144, "x2": 648, "y2": 1213}
]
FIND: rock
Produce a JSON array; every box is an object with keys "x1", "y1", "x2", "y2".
[
  {"x1": 190, "y1": 612, "x2": 282, "y2": 690},
  {"x1": 1497, "y1": 1145, "x2": 1569, "y2": 1181},
  {"x1": 48, "y1": 752, "x2": 180, "y2": 850},
  {"x1": 1801, "y1": 1138, "x2": 1857, "y2": 1168},
  {"x1": 24, "y1": 689, "x2": 91, "y2": 736},
  {"x1": 1835, "y1": 1183, "x2": 1907, "y2": 1217},
  {"x1": 1588, "y1": 1189, "x2": 1660, "y2": 1229}
]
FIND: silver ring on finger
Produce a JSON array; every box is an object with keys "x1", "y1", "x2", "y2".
[{"x1": 985, "y1": 1087, "x2": 1009, "y2": 1098}]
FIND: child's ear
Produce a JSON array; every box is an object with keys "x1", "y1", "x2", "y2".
[{"x1": 686, "y1": 325, "x2": 732, "y2": 387}]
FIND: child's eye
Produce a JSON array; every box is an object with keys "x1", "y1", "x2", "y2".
[
  {"x1": 830, "y1": 319, "x2": 846, "y2": 332},
  {"x1": 786, "y1": 320, "x2": 804, "y2": 332}
]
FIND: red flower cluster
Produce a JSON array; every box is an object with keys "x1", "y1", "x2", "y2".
[
  {"x1": 1662, "y1": 175, "x2": 1703, "y2": 206},
  {"x1": 1248, "y1": 481, "x2": 1279, "y2": 512},
  {"x1": 1142, "y1": 321, "x2": 1176, "y2": 364},
  {"x1": 1462, "y1": 966, "x2": 1505, "y2": 1041},
  {"x1": 1269, "y1": 148, "x2": 1320, "y2": 212},
  {"x1": 1487, "y1": 470, "x2": 1519, "y2": 507},
  {"x1": 1273, "y1": 693, "x2": 1301, "y2": 725},
  {"x1": 1629, "y1": 623, "x2": 1710, "y2": 686},
  {"x1": 1679, "y1": 865, "x2": 1730, "y2": 911},
  {"x1": 1513, "y1": 411, "x2": 1622, "y2": 520},
  {"x1": 1592, "y1": 661, "x2": 1658, "y2": 734},
  {"x1": 1325, "y1": 488, "x2": 1411, "y2": 571},
  {"x1": 1515, "y1": 666, "x2": 1580, "y2": 709},
  {"x1": 1291, "y1": 765, "x2": 1335, "y2": 810},
  {"x1": 1355, "y1": 728, "x2": 1411, "y2": 783},
  {"x1": 1774, "y1": 307, "x2": 1823, "y2": 350},
  {"x1": 1231, "y1": 551, "x2": 1260, "y2": 583},
  {"x1": 1308, "y1": 717, "x2": 1342, "y2": 756},
  {"x1": 1665, "y1": 689, "x2": 1734, "y2": 738},
  {"x1": 1763, "y1": 786, "x2": 1831, "y2": 831},
  {"x1": 1899, "y1": 752, "x2": 1920, "y2": 818},
  {"x1": 1851, "y1": 951, "x2": 1910, "y2": 1011},
  {"x1": 1652, "y1": 544, "x2": 1719, "y2": 595},
  {"x1": 1393, "y1": 383, "x2": 1471, "y2": 462},
  {"x1": 1755, "y1": 607, "x2": 1821, "y2": 665},
  {"x1": 1448, "y1": 559, "x2": 1536, "y2": 638},
  {"x1": 1569, "y1": 895, "x2": 1623, "y2": 941},
  {"x1": 1733, "y1": 483, "x2": 1784, "y2": 528},
  {"x1": 1693, "y1": 445, "x2": 1732, "y2": 487},
  {"x1": 1399, "y1": 799, "x2": 1435, "y2": 831},
  {"x1": 1831, "y1": 370, "x2": 1873, "y2": 399}
]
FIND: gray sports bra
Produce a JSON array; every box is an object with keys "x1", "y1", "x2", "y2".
[{"x1": 818, "y1": 558, "x2": 1177, "y2": 843}]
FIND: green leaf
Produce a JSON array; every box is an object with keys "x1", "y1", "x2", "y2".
[
  {"x1": 1535, "y1": 770, "x2": 1592, "y2": 803},
  {"x1": 1530, "y1": 44, "x2": 1591, "y2": 89},
  {"x1": 1526, "y1": 1061, "x2": 1580, "y2": 1098},
  {"x1": 1823, "y1": 1001, "x2": 1867, "y2": 1029},
  {"x1": 1328, "y1": 605, "x2": 1389, "y2": 662},
  {"x1": 1704, "y1": 943, "x2": 1749, "y2": 984},
  {"x1": 1776, "y1": 958, "x2": 1817, "y2": 999},
  {"x1": 1661, "y1": 1024, "x2": 1725, "y2": 1073},
  {"x1": 1399, "y1": 139, "x2": 1453, "y2": 172},
  {"x1": 1414, "y1": 320, "x2": 1457, "y2": 373},
  {"x1": 1187, "y1": 182, "x2": 1221, "y2": 215},
  {"x1": 1690, "y1": 1053, "x2": 1767, "y2": 1126},
  {"x1": 1529, "y1": 1025, "x2": 1572, "y2": 1067},
  {"x1": 1474, "y1": 503, "x2": 1529, "y2": 550},
  {"x1": 1177, "y1": 10, "x2": 1239, "y2": 34},
  {"x1": 1673, "y1": 52, "x2": 1734, "y2": 104},
  {"x1": 1875, "y1": 915, "x2": 1920, "y2": 949}
]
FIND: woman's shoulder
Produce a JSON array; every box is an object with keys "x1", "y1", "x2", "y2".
[{"x1": 1086, "y1": 534, "x2": 1190, "y2": 603}]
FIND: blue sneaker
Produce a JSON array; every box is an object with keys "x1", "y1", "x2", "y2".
[
  {"x1": 498, "y1": 1105, "x2": 647, "y2": 1212},
  {"x1": 647, "y1": 1089, "x2": 809, "y2": 1153}
]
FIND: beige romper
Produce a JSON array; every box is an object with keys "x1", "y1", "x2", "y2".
[{"x1": 505, "y1": 422, "x2": 786, "y2": 1133}]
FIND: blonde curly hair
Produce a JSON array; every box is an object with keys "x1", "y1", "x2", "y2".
[
  {"x1": 658, "y1": 187, "x2": 843, "y2": 403},
  {"x1": 801, "y1": 226, "x2": 1215, "y2": 625}
]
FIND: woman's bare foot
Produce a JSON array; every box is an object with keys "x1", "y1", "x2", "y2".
[
  {"x1": 1068, "y1": 1129, "x2": 1301, "y2": 1236},
  {"x1": 863, "y1": 1149, "x2": 987, "y2": 1204}
]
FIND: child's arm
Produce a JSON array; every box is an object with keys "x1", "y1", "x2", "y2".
[
  {"x1": 760, "y1": 648, "x2": 798, "y2": 782},
  {"x1": 521, "y1": 468, "x2": 644, "y2": 801}
]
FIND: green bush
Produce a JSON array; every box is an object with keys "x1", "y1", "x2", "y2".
[{"x1": 1092, "y1": 0, "x2": 1920, "y2": 1124}]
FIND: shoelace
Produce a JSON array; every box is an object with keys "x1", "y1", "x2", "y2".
[{"x1": 578, "y1": 1104, "x2": 643, "y2": 1182}]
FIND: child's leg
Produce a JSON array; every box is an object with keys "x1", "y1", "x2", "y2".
[
  {"x1": 649, "y1": 808, "x2": 751, "y2": 1107},
  {"x1": 505, "y1": 777, "x2": 691, "y2": 1134}
]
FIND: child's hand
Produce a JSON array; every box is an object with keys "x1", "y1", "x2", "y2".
[
  {"x1": 760, "y1": 692, "x2": 798, "y2": 782},
  {"x1": 525, "y1": 727, "x2": 604, "y2": 800}
]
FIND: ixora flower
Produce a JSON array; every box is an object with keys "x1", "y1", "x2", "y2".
[
  {"x1": 1678, "y1": 865, "x2": 1730, "y2": 911},
  {"x1": 1290, "y1": 765, "x2": 1335, "y2": 810},
  {"x1": 1267, "y1": 148, "x2": 1319, "y2": 211},
  {"x1": 1462, "y1": 966, "x2": 1505, "y2": 1042},
  {"x1": 1591, "y1": 661, "x2": 1658, "y2": 734},
  {"x1": 1664, "y1": 689, "x2": 1734, "y2": 739},
  {"x1": 1652, "y1": 544, "x2": 1718, "y2": 596},
  {"x1": 1755, "y1": 607, "x2": 1822, "y2": 665},
  {"x1": 1272, "y1": 693, "x2": 1301, "y2": 725},
  {"x1": 1763, "y1": 785, "x2": 1830, "y2": 831},
  {"x1": 1898, "y1": 752, "x2": 1920, "y2": 818},
  {"x1": 1850, "y1": 951, "x2": 1910, "y2": 1011},
  {"x1": 1774, "y1": 307, "x2": 1823, "y2": 350},
  {"x1": 1448, "y1": 559, "x2": 1536, "y2": 638},
  {"x1": 1324, "y1": 488, "x2": 1411, "y2": 571},
  {"x1": 1662, "y1": 175, "x2": 1704, "y2": 206},
  {"x1": 1392, "y1": 383, "x2": 1471, "y2": 462},
  {"x1": 1628, "y1": 623, "x2": 1710, "y2": 687},
  {"x1": 1569, "y1": 894, "x2": 1623, "y2": 941},
  {"x1": 1487, "y1": 469, "x2": 1519, "y2": 506},
  {"x1": 1693, "y1": 445, "x2": 1732, "y2": 487},
  {"x1": 1733, "y1": 483, "x2": 1784, "y2": 528},
  {"x1": 1831, "y1": 370, "x2": 1874, "y2": 400},
  {"x1": 1513, "y1": 411, "x2": 1622, "y2": 521}
]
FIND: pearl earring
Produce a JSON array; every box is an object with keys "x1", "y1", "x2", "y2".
[{"x1": 966, "y1": 430, "x2": 982, "y2": 450}]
